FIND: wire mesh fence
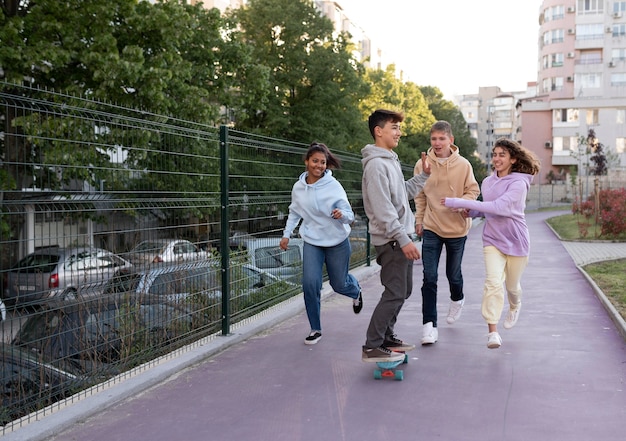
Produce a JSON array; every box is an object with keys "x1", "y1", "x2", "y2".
[{"x1": 0, "y1": 82, "x2": 372, "y2": 430}]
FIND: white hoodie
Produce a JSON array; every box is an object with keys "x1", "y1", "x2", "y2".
[{"x1": 282, "y1": 170, "x2": 354, "y2": 247}]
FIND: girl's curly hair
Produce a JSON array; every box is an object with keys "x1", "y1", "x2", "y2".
[{"x1": 493, "y1": 138, "x2": 540, "y2": 176}]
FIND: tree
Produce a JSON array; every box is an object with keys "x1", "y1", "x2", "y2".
[
  {"x1": 230, "y1": 0, "x2": 368, "y2": 149},
  {"x1": 0, "y1": 0, "x2": 258, "y2": 196},
  {"x1": 360, "y1": 66, "x2": 436, "y2": 165},
  {"x1": 588, "y1": 129, "x2": 608, "y2": 176}
]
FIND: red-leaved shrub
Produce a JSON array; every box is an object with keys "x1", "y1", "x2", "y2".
[{"x1": 598, "y1": 188, "x2": 626, "y2": 236}]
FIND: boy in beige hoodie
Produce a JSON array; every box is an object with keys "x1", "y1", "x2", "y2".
[{"x1": 414, "y1": 121, "x2": 480, "y2": 345}]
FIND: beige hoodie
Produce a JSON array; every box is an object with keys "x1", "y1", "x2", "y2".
[{"x1": 414, "y1": 145, "x2": 480, "y2": 238}]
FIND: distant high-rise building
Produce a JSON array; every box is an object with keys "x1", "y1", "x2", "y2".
[{"x1": 518, "y1": 0, "x2": 626, "y2": 184}]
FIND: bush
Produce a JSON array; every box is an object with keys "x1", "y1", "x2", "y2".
[{"x1": 598, "y1": 188, "x2": 626, "y2": 236}]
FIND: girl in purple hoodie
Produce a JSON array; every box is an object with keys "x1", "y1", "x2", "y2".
[{"x1": 442, "y1": 138, "x2": 540, "y2": 349}]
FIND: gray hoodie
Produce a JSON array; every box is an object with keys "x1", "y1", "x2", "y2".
[{"x1": 361, "y1": 144, "x2": 429, "y2": 247}]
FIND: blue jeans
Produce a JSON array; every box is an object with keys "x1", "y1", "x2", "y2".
[
  {"x1": 421, "y1": 230, "x2": 467, "y2": 327},
  {"x1": 302, "y1": 238, "x2": 360, "y2": 332}
]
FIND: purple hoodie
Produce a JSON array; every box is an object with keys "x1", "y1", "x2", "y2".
[{"x1": 444, "y1": 172, "x2": 534, "y2": 257}]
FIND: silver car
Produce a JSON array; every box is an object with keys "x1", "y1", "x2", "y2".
[
  {"x1": 4, "y1": 246, "x2": 132, "y2": 306},
  {"x1": 126, "y1": 239, "x2": 208, "y2": 266}
]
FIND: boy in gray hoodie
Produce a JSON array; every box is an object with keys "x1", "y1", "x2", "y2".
[{"x1": 361, "y1": 109, "x2": 430, "y2": 362}]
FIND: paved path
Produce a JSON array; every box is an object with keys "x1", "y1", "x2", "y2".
[
  {"x1": 5, "y1": 211, "x2": 626, "y2": 441},
  {"x1": 560, "y1": 240, "x2": 626, "y2": 266}
]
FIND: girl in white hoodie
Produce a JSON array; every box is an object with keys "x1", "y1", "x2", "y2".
[{"x1": 280, "y1": 143, "x2": 362, "y2": 345}]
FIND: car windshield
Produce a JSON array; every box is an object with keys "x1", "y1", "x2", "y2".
[
  {"x1": 254, "y1": 247, "x2": 299, "y2": 269},
  {"x1": 13, "y1": 308, "x2": 83, "y2": 357},
  {"x1": 11, "y1": 254, "x2": 59, "y2": 273},
  {"x1": 64, "y1": 251, "x2": 123, "y2": 271},
  {"x1": 133, "y1": 242, "x2": 164, "y2": 252}
]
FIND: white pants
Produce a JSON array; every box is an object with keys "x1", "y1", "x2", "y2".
[{"x1": 482, "y1": 246, "x2": 529, "y2": 325}]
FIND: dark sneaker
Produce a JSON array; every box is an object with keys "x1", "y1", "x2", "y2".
[
  {"x1": 352, "y1": 291, "x2": 363, "y2": 314},
  {"x1": 362, "y1": 345, "x2": 405, "y2": 363},
  {"x1": 383, "y1": 334, "x2": 415, "y2": 352},
  {"x1": 304, "y1": 331, "x2": 322, "y2": 345}
]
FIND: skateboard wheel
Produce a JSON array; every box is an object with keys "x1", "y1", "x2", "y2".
[
  {"x1": 374, "y1": 369, "x2": 382, "y2": 380},
  {"x1": 394, "y1": 370, "x2": 404, "y2": 381}
]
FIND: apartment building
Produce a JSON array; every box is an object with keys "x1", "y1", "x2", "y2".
[
  {"x1": 458, "y1": 85, "x2": 537, "y2": 169},
  {"x1": 518, "y1": 0, "x2": 626, "y2": 184}
]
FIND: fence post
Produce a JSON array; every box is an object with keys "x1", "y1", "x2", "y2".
[{"x1": 220, "y1": 125, "x2": 231, "y2": 336}]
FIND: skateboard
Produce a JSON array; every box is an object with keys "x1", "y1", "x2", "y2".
[{"x1": 374, "y1": 353, "x2": 409, "y2": 381}]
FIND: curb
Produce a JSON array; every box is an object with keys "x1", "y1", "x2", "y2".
[{"x1": 576, "y1": 266, "x2": 626, "y2": 342}]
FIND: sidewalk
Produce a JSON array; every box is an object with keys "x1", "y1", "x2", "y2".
[{"x1": 6, "y1": 211, "x2": 626, "y2": 441}]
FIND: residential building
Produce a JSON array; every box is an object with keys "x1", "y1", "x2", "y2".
[{"x1": 518, "y1": 0, "x2": 626, "y2": 185}]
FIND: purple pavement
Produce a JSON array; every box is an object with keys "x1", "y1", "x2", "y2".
[{"x1": 15, "y1": 211, "x2": 626, "y2": 440}]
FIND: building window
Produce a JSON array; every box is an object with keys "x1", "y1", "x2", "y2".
[
  {"x1": 610, "y1": 72, "x2": 626, "y2": 86},
  {"x1": 553, "y1": 136, "x2": 580, "y2": 154},
  {"x1": 576, "y1": 23, "x2": 604, "y2": 40},
  {"x1": 609, "y1": 24, "x2": 626, "y2": 37},
  {"x1": 616, "y1": 138, "x2": 625, "y2": 154},
  {"x1": 551, "y1": 53, "x2": 564, "y2": 66},
  {"x1": 611, "y1": 48, "x2": 626, "y2": 60},
  {"x1": 547, "y1": 5, "x2": 565, "y2": 20},
  {"x1": 579, "y1": 73, "x2": 602, "y2": 88},
  {"x1": 613, "y1": 1, "x2": 626, "y2": 14},
  {"x1": 554, "y1": 108, "x2": 579, "y2": 123},
  {"x1": 617, "y1": 109, "x2": 626, "y2": 124},
  {"x1": 579, "y1": 50, "x2": 602, "y2": 64},
  {"x1": 577, "y1": 0, "x2": 603, "y2": 14},
  {"x1": 552, "y1": 29, "x2": 564, "y2": 43},
  {"x1": 585, "y1": 109, "x2": 599, "y2": 125},
  {"x1": 544, "y1": 29, "x2": 564, "y2": 45}
]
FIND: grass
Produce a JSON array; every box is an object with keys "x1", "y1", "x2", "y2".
[
  {"x1": 546, "y1": 213, "x2": 626, "y2": 241},
  {"x1": 546, "y1": 212, "x2": 626, "y2": 322},
  {"x1": 583, "y1": 259, "x2": 626, "y2": 320}
]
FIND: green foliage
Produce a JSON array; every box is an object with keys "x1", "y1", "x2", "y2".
[
  {"x1": 587, "y1": 129, "x2": 608, "y2": 176},
  {"x1": 1, "y1": 0, "x2": 479, "y2": 194},
  {"x1": 359, "y1": 66, "x2": 436, "y2": 164},
  {"x1": 231, "y1": 0, "x2": 368, "y2": 150}
]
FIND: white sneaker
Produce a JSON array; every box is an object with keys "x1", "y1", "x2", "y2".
[
  {"x1": 421, "y1": 322, "x2": 438, "y2": 345},
  {"x1": 446, "y1": 299, "x2": 464, "y2": 324},
  {"x1": 487, "y1": 332, "x2": 502, "y2": 349},
  {"x1": 503, "y1": 303, "x2": 521, "y2": 329}
]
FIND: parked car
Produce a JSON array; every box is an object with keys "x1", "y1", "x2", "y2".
[
  {"x1": 232, "y1": 237, "x2": 304, "y2": 284},
  {"x1": 99, "y1": 260, "x2": 287, "y2": 306},
  {"x1": 126, "y1": 239, "x2": 208, "y2": 265},
  {"x1": 0, "y1": 342, "x2": 83, "y2": 425},
  {"x1": 3, "y1": 246, "x2": 133, "y2": 307},
  {"x1": 100, "y1": 260, "x2": 222, "y2": 304},
  {"x1": 11, "y1": 293, "x2": 203, "y2": 377}
]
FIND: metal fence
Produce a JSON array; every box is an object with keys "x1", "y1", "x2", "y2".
[{"x1": 0, "y1": 82, "x2": 370, "y2": 430}]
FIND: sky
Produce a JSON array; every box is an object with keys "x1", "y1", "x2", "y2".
[{"x1": 336, "y1": 0, "x2": 542, "y2": 100}]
